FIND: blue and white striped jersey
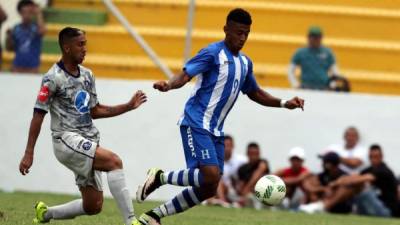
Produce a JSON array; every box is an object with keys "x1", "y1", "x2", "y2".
[{"x1": 178, "y1": 41, "x2": 259, "y2": 136}]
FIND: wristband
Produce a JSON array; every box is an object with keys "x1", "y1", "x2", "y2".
[{"x1": 280, "y1": 99, "x2": 287, "y2": 108}]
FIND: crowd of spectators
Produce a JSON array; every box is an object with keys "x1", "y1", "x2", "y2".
[{"x1": 210, "y1": 127, "x2": 399, "y2": 218}]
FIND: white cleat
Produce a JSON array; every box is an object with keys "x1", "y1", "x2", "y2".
[{"x1": 136, "y1": 168, "x2": 163, "y2": 203}]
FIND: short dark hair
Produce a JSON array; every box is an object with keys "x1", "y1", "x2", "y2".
[
  {"x1": 58, "y1": 27, "x2": 85, "y2": 52},
  {"x1": 17, "y1": 0, "x2": 35, "y2": 12},
  {"x1": 370, "y1": 144, "x2": 382, "y2": 152},
  {"x1": 224, "y1": 135, "x2": 233, "y2": 142},
  {"x1": 247, "y1": 142, "x2": 259, "y2": 150},
  {"x1": 227, "y1": 8, "x2": 252, "y2": 26}
]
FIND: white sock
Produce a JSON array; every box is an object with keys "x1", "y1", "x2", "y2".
[
  {"x1": 107, "y1": 169, "x2": 135, "y2": 225},
  {"x1": 45, "y1": 199, "x2": 85, "y2": 221}
]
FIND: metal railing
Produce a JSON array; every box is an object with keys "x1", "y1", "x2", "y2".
[{"x1": 102, "y1": 0, "x2": 197, "y2": 78}]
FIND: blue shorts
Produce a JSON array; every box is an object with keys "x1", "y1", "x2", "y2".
[{"x1": 180, "y1": 126, "x2": 224, "y2": 173}]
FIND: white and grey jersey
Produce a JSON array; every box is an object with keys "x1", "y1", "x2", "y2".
[{"x1": 34, "y1": 62, "x2": 100, "y2": 142}]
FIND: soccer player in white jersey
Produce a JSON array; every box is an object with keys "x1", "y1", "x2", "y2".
[
  {"x1": 133, "y1": 9, "x2": 305, "y2": 225},
  {"x1": 18, "y1": 27, "x2": 147, "y2": 225}
]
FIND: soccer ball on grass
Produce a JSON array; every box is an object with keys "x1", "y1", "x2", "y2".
[{"x1": 254, "y1": 175, "x2": 286, "y2": 206}]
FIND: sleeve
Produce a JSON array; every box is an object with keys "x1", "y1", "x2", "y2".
[
  {"x1": 88, "y1": 73, "x2": 99, "y2": 109},
  {"x1": 328, "y1": 49, "x2": 336, "y2": 67},
  {"x1": 291, "y1": 49, "x2": 302, "y2": 65},
  {"x1": 241, "y1": 59, "x2": 259, "y2": 94},
  {"x1": 288, "y1": 63, "x2": 299, "y2": 88},
  {"x1": 34, "y1": 74, "x2": 57, "y2": 112},
  {"x1": 183, "y1": 47, "x2": 214, "y2": 77}
]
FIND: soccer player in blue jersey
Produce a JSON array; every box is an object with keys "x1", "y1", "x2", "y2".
[{"x1": 134, "y1": 8, "x2": 304, "y2": 225}]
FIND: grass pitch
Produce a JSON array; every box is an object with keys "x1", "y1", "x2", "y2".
[{"x1": 0, "y1": 191, "x2": 399, "y2": 225}]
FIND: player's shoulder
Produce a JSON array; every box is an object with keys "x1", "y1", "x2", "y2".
[
  {"x1": 79, "y1": 64, "x2": 95, "y2": 78},
  {"x1": 321, "y1": 46, "x2": 334, "y2": 54},
  {"x1": 42, "y1": 63, "x2": 63, "y2": 82},
  {"x1": 295, "y1": 47, "x2": 309, "y2": 54},
  {"x1": 201, "y1": 41, "x2": 225, "y2": 56}
]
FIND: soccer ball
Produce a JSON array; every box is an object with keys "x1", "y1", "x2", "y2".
[{"x1": 254, "y1": 175, "x2": 286, "y2": 206}]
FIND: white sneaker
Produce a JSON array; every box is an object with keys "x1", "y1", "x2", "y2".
[{"x1": 299, "y1": 201, "x2": 325, "y2": 214}]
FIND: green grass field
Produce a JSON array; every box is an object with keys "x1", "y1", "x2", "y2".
[{"x1": 1, "y1": 191, "x2": 400, "y2": 225}]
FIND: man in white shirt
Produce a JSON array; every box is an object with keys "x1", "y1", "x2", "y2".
[
  {"x1": 328, "y1": 127, "x2": 367, "y2": 174},
  {"x1": 209, "y1": 135, "x2": 247, "y2": 206}
]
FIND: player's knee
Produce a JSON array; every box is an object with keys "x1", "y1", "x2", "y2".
[
  {"x1": 109, "y1": 153, "x2": 123, "y2": 170},
  {"x1": 83, "y1": 201, "x2": 103, "y2": 215},
  {"x1": 200, "y1": 168, "x2": 220, "y2": 196}
]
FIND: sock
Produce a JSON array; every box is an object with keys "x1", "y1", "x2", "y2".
[
  {"x1": 107, "y1": 169, "x2": 135, "y2": 225},
  {"x1": 149, "y1": 187, "x2": 204, "y2": 219},
  {"x1": 161, "y1": 168, "x2": 203, "y2": 187},
  {"x1": 45, "y1": 199, "x2": 85, "y2": 220}
]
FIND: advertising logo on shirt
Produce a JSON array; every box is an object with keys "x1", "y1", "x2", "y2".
[
  {"x1": 74, "y1": 90, "x2": 90, "y2": 114},
  {"x1": 37, "y1": 85, "x2": 49, "y2": 103}
]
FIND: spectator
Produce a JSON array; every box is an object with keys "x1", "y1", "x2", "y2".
[
  {"x1": 6, "y1": 0, "x2": 46, "y2": 73},
  {"x1": 355, "y1": 144, "x2": 399, "y2": 217},
  {"x1": 299, "y1": 145, "x2": 397, "y2": 217},
  {"x1": 0, "y1": 5, "x2": 7, "y2": 70},
  {"x1": 275, "y1": 147, "x2": 311, "y2": 209},
  {"x1": 329, "y1": 126, "x2": 367, "y2": 174},
  {"x1": 237, "y1": 142, "x2": 269, "y2": 206},
  {"x1": 288, "y1": 26, "x2": 339, "y2": 90},
  {"x1": 209, "y1": 135, "x2": 247, "y2": 207},
  {"x1": 302, "y1": 152, "x2": 352, "y2": 214}
]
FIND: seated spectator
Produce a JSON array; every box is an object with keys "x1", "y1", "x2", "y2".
[
  {"x1": 0, "y1": 5, "x2": 7, "y2": 70},
  {"x1": 300, "y1": 145, "x2": 398, "y2": 217},
  {"x1": 6, "y1": 0, "x2": 46, "y2": 73},
  {"x1": 288, "y1": 26, "x2": 340, "y2": 90},
  {"x1": 208, "y1": 135, "x2": 247, "y2": 207},
  {"x1": 302, "y1": 152, "x2": 352, "y2": 214},
  {"x1": 328, "y1": 126, "x2": 367, "y2": 174},
  {"x1": 275, "y1": 147, "x2": 311, "y2": 209},
  {"x1": 237, "y1": 142, "x2": 269, "y2": 206}
]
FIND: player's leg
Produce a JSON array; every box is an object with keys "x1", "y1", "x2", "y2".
[
  {"x1": 35, "y1": 133, "x2": 105, "y2": 223},
  {"x1": 135, "y1": 165, "x2": 220, "y2": 225},
  {"x1": 135, "y1": 127, "x2": 222, "y2": 225},
  {"x1": 136, "y1": 126, "x2": 219, "y2": 202},
  {"x1": 37, "y1": 185, "x2": 103, "y2": 223},
  {"x1": 94, "y1": 147, "x2": 136, "y2": 225}
]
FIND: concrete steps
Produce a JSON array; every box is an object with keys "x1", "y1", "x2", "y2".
[
  {"x1": 52, "y1": 0, "x2": 400, "y2": 42},
  {"x1": 44, "y1": 24, "x2": 400, "y2": 74},
  {"x1": 6, "y1": 0, "x2": 397, "y2": 95},
  {"x1": 4, "y1": 52, "x2": 400, "y2": 95}
]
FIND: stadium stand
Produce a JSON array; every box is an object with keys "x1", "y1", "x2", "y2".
[{"x1": 3, "y1": 0, "x2": 400, "y2": 94}]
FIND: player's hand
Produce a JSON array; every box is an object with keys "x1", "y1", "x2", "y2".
[
  {"x1": 19, "y1": 151, "x2": 33, "y2": 175},
  {"x1": 6, "y1": 28, "x2": 12, "y2": 37},
  {"x1": 153, "y1": 81, "x2": 170, "y2": 92},
  {"x1": 284, "y1": 96, "x2": 304, "y2": 111},
  {"x1": 128, "y1": 90, "x2": 147, "y2": 110}
]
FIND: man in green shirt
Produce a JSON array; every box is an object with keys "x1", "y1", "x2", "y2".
[{"x1": 288, "y1": 26, "x2": 339, "y2": 90}]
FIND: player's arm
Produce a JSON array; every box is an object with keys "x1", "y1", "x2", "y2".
[
  {"x1": 19, "y1": 111, "x2": 46, "y2": 175},
  {"x1": 302, "y1": 175, "x2": 325, "y2": 194},
  {"x1": 247, "y1": 88, "x2": 304, "y2": 110},
  {"x1": 0, "y1": 6, "x2": 7, "y2": 24},
  {"x1": 91, "y1": 90, "x2": 147, "y2": 119},
  {"x1": 330, "y1": 174, "x2": 374, "y2": 187},
  {"x1": 5, "y1": 28, "x2": 14, "y2": 51},
  {"x1": 33, "y1": 3, "x2": 46, "y2": 36},
  {"x1": 153, "y1": 71, "x2": 191, "y2": 92},
  {"x1": 340, "y1": 157, "x2": 363, "y2": 168},
  {"x1": 154, "y1": 47, "x2": 213, "y2": 92},
  {"x1": 241, "y1": 161, "x2": 269, "y2": 195},
  {"x1": 282, "y1": 171, "x2": 311, "y2": 185}
]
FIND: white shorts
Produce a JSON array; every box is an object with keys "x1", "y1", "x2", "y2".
[{"x1": 53, "y1": 132, "x2": 103, "y2": 191}]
